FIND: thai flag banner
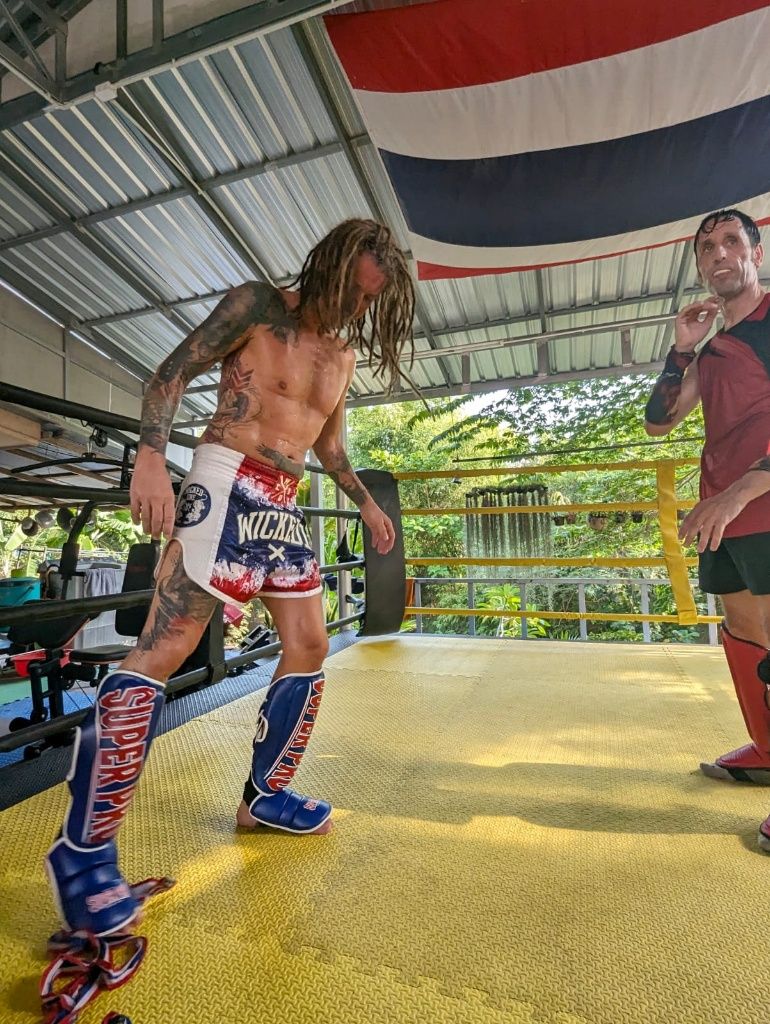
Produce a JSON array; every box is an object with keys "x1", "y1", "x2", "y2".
[{"x1": 325, "y1": 0, "x2": 770, "y2": 279}]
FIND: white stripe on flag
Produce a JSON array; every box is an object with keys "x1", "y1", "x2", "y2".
[
  {"x1": 409, "y1": 192, "x2": 770, "y2": 270},
  {"x1": 351, "y1": 7, "x2": 770, "y2": 160}
]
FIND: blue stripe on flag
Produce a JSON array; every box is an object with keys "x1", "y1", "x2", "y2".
[{"x1": 380, "y1": 95, "x2": 770, "y2": 247}]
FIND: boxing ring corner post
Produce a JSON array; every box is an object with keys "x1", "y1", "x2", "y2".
[{"x1": 356, "y1": 469, "x2": 406, "y2": 637}]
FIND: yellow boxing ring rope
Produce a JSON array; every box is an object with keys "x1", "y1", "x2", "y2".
[{"x1": 394, "y1": 459, "x2": 712, "y2": 628}]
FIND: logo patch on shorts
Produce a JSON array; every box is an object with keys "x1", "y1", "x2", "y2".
[{"x1": 175, "y1": 484, "x2": 212, "y2": 527}]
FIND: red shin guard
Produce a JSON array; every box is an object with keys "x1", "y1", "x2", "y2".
[{"x1": 701, "y1": 624, "x2": 770, "y2": 783}]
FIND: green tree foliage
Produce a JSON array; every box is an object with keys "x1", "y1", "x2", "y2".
[
  {"x1": 454, "y1": 375, "x2": 703, "y2": 461},
  {"x1": 347, "y1": 374, "x2": 711, "y2": 644},
  {"x1": 346, "y1": 401, "x2": 505, "y2": 562},
  {"x1": 475, "y1": 584, "x2": 548, "y2": 638},
  {"x1": 397, "y1": 374, "x2": 705, "y2": 561},
  {"x1": 0, "y1": 507, "x2": 145, "y2": 577}
]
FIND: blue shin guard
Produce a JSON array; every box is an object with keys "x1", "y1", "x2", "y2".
[
  {"x1": 242, "y1": 671, "x2": 331, "y2": 833},
  {"x1": 45, "y1": 670, "x2": 164, "y2": 935}
]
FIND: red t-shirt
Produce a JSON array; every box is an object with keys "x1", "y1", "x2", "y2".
[{"x1": 698, "y1": 292, "x2": 770, "y2": 538}]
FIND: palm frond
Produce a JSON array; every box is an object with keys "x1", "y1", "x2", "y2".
[
  {"x1": 406, "y1": 394, "x2": 476, "y2": 428},
  {"x1": 429, "y1": 412, "x2": 500, "y2": 448}
]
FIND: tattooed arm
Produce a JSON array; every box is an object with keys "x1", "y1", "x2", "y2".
[
  {"x1": 132, "y1": 282, "x2": 278, "y2": 538},
  {"x1": 312, "y1": 364, "x2": 396, "y2": 555}
]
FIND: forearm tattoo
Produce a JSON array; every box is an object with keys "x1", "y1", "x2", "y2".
[
  {"x1": 140, "y1": 282, "x2": 296, "y2": 454},
  {"x1": 644, "y1": 347, "x2": 695, "y2": 425},
  {"x1": 749, "y1": 457, "x2": 770, "y2": 474},
  {"x1": 321, "y1": 449, "x2": 369, "y2": 506}
]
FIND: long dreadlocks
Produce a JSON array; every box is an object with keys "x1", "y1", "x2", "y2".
[{"x1": 292, "y1": 219, "x2": 415, "y2": 390}]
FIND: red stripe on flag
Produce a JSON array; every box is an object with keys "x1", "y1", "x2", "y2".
[
  {"x1": 415, "y1": 216, "x2": 770, "y2": 279},
  {"x1": 326, "y1": 0, "x2": 770, "y2": 92}
]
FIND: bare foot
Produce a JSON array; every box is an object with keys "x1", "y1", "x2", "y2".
[
  {"x1": 236, "y1": 799, "x2": 259, "y2": 829},
  {"x1": 235, "y1": 799, "x2": 333, "y2": 834}
]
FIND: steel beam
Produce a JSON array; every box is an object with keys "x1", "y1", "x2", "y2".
[
  {"x1": 152, "y1": 0, "x2": 164, "y2": 52},
  {"x1": 348, "y1": 360, "x2": 666, "y2": 408},
  {"x1": 54, "y1": 22, "x2": 66, "y2": 85},
  {"x1": 536, "y1": 341, "x2": 550, "y2": 377},
  {"x1": 534, "y1": 269, "x2": 548, "y2": 333},
  {"x1": 0, "y1": 35, "x2": 58, "y2": 102},
  {"x1": 173, "y1": 305, "x2": 681, "y2": 396},
  {"x1": 16, "y1": 1, "x2": 69, "y2": 36},
  {"x1": 74, "y1": 276, "x2": 728, "y2": 350},
  {"x1": 0, "y1": 266, "x2": 207, "y2": 420},
  {"x1": 0, "y1": 0, "x2": 350, "y2": 131},
  {"x1": 0, "y1": 146, "x2": 222, "y2": 409},
  {"x1": 533, "y1": 270, "x2": 551, "y2": 376},
  {"x1": 0, "y1": 0, "x2": 54, "y2": 84},
  {"x1": 403, "y1": 310, "x2": 673, "y2": 366},
  {"x1": 116, "y1": 0, "x2": 128, "y2": 61},
  {"x1": 175, "y1": 357, "x2": 667, "y2": 424},
  {"x1": 620, "y1": 328, "x2": 633, "y2": 366},
  {"x1": 0, "y1": 148, "x2": 199, "y2": 342}
]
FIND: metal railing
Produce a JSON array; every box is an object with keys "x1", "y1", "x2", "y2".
[
  {"x1": 0, "y1": 588, "x2": 363, "y2": 753},
  {"x1": 408, "y1": 575, "x2": 720, "y2": 643}
]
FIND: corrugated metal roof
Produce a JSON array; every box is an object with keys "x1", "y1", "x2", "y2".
[
  {"x1": 1, "y1": 233, "x2": 150, "y2": 318},
  {"x1": 95, "y1": 312, "x2": 187, "y2": 370},
  {"x1": 93, "y1": 198, "x2": 255, "y2": 297},
  {"x1": 0, "y1": 169, "x2": 51, "y2": 238}
]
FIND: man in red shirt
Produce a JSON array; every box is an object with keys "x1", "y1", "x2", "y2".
[{"x1": 644, "y1": 208, "x2": 770, "y2": 850}]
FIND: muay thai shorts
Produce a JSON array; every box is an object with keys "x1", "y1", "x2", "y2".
[{"x1": 171, "y1": 443, "x2": 322, "y2": 604}]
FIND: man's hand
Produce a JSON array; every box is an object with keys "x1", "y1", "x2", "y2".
[
  {"x1": 674, "y1": 298, "x2": 721, "y2": 352},
  {"x1": 678, "y1": 488, "x2": 748, "y2": 553},
  {"x1": 130, "y1": 451, "x2": 176, "y2": 540},
  {"x1": 360, "y1": 499, "x2": 396, "y2": 555}
]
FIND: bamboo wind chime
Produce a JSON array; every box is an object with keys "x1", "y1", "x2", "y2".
[{"x1": 465, "y1": 484, "x2": 552, "y2": 563}]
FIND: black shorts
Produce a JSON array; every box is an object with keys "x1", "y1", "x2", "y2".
[{"x1": 698, "y1": 531, "x2": 770, "y2": 595}]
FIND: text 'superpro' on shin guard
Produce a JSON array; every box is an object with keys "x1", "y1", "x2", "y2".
[
  {"x1": 701, "y1": 624, "x2": 770, "y2": 783},
  {"x1": 242, "y1": 671, "x2": 331, "y2": 833},
  {"x1": 45, "y1": 670, "x2": 164, "y2": 935}
]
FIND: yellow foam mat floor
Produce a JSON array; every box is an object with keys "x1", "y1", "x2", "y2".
[{"x1": 2, "y1": 636, "x2": 770, "y2": 1023}]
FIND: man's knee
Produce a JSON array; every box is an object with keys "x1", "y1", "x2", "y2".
[
  {"x1": 282, "y1": 629, "x2": 329, "y2": 664},
  {"x1": 722, "y1": 608, "x2": 770, "y2": 648}
]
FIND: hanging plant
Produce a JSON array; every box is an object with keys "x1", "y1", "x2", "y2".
[
  {"x1": 56, "y1": 507, "x2": 75, "y2": 530},
  {"x1": 588, "y1": 512, "x2": 610, "y2": 532},
  {"x1": 631, "y1": 511, "x2": 645, "y2": 524},
  {"x1": 20, "y1": 516, "x2": 39, "y2": 537},
  {"x1": 548, "y1": 489, "x2": 568, "y2": 531},
  {"x1": 565, "y1": 513, "x2": 578, "y2": 525},
  {"x1": 614, "y1": 511, "x2": 628, "y2": 524}
]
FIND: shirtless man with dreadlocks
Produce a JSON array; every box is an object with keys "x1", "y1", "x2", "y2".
[{"x1": 45, "y1": 218, "x2": 415, "y2": 939}]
